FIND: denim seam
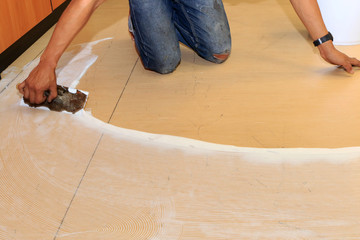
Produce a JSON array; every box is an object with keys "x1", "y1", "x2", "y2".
[
  {"x1": 178, "y1": 3, "x2": 199, "y2": 49},
  {"x1": 174, "y1": 22, "x2": 194, "y2": 44},
  {"x1": 129, "y1": 1, "x2": 149, "y2": 66}
]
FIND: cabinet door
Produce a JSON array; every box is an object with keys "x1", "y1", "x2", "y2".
[
  {"x1": 51, "y1": 0, "x2": 67, "y2": 10},
  {"x1": 0, "y1": 0, "x2": 52, "y2": 53}
]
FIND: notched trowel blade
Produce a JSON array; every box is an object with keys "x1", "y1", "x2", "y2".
[{"x1": 24, "y1": 85, "x2": 88, "y2": 114}]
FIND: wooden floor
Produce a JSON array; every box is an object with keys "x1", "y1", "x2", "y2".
[{"x1": 1, "y1": 0, "x2": 360, "y2": 239}]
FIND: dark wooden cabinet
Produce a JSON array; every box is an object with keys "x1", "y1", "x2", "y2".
[
  {"x1": 0, "y1": 0, "x2": 68, "y2": 54},
  {"x1": 52, "y1": 0, "x2": 67, "y2": 10},
  {"x1": 0, "y1": 0, "x2": 70, "y2": 74}
]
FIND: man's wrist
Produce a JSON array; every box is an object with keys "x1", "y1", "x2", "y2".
[
  {"x1": 317, "y1": 40, "x2": 336, "y2": 59},
  {"x1": 39, "y1": 55, "x2": 57, "y2": 69},
  {"x1": 313, "y1": 32, "x2": 333, "y2": 47}
]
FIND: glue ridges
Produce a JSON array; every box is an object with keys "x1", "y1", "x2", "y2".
[
  {"x1": 0, "y1": 112, "x2": 65, "y2": 239},
  {"x1": 97, "y1": 208, "x2": 159, "y2": 238},
  {"x1": 56, "y1": 200, "x2": 181, "y2": 239}
]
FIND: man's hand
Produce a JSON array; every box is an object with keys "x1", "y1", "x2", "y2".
[
  {"x1": 17, "y1": 62, "x2": 57, "y2": 104},
  {"x1": 289, "y1": 0, "x2": 360, "y2": 73},
  {"x1": 318, "y1": 42, "x2": 360, "y2": 74},
  {"x1": 16, "y1": 0, "x2": 107, "y2": 104}
]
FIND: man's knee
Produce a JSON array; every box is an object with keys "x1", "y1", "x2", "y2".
[
  {"x1": 201, "y1": 36, "x2": 231, "y2": 64},
  {"x1": 151, "y1": 60, "x2": 181, "y2": 74},
  {"x1": 213, "y1": 50, "x2": 231, "y2": 63},
  {"x1": 146, "y1": 52, "x2": 181, "y2": 74}
]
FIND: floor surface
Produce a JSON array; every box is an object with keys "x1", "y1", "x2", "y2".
[{"x1": 1, "y1": 0, "x2": 360, "y2": 239}]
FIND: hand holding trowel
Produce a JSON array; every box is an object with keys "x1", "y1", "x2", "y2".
[
  {"x1": 16, "y1": 0, "x2": 101, "y2": 113},
  {"x1": 17, "y1": 68, "x2": 88, "y2": 114}
]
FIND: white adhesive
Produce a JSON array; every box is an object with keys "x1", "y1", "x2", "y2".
[
  {"x1": 4, "y1": 38, "x2": 360, "y2": 165},
  {"x1": 56, "y1": 38, "x2": 113, "y2": 88},
  {"x1": 0, "y1": 66, "x2": 20, "y2": 93},
  {"x1": 68, "y1": 88, "x2": 77, "y2": 94},
  {"x1": 75, "y1": 110, "x2": 360, "y2": 165}
]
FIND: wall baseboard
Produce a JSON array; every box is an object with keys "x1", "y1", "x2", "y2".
[{"x1": 0, "y1": 0, "x2": 71, "y2": 77}]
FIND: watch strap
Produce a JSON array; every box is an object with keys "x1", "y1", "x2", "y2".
[{"x1": 313, "y1": 32, "x2": 333, "y2": 47}]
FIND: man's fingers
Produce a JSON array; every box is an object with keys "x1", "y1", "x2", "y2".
[
  {"x1": 17, "y1": 82, "x2": 25, "y2": 95},
  {"x1": 35, "y1": 90, "x2": 47, "y2": 104},
  {"x1": 23, "y1": 86, "x2": 30, "y2": 100},
  {"x1": 349, "y1": 57, "x2": 360, "y2": 67},
  {"x1": 342, "y1": 61, "x2": 354, "y2": 74},
  {"x1": 47, "y1": 85, "x2": 58, "y2": 102},
  {"x1": 21, "y1": 83, "x2": 56, "y2": 104},
  {"x1": 29, "y1": 90, "x2": 36, "y2": 104}
]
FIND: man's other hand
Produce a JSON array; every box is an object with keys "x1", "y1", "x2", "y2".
[{"x1": 319, "y1": 42, "x2": 360, "y2": 74}]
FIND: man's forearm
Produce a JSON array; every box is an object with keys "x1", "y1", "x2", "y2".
[
  {"x1": 40, "y1": 0, "x2": 106, "y2": 68},
  {"x1": 289, "y1": 0, "x2": 328, "y2": 41}
]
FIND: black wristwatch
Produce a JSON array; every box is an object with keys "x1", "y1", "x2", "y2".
[{"x1": 313, "y1": 32, "x2": 333, "y2": 47}]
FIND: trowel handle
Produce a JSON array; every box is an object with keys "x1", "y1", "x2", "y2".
[{"x1": 44, "y1": 90, "x2": 50, "y2": 97}]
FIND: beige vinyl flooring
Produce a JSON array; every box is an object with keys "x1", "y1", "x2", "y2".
[{"x1": 1, "y1": 0, "x2": 360, "y2": 239}]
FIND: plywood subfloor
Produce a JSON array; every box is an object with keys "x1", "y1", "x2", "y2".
[
  {"x1": 1, "y1": 0, "x2": 360, "y2": 239},
  {"x1": 74, "y1": 0, "x2": 360, "y2": 148}
]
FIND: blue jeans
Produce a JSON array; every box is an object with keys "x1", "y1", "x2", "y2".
[{"x1": 128, "y1": 0, "x2": 231, "y2": 74}]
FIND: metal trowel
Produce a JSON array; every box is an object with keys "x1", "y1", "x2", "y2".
[{"x1": 23, "y1": 85, "x2": 88, "y2": 114}]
